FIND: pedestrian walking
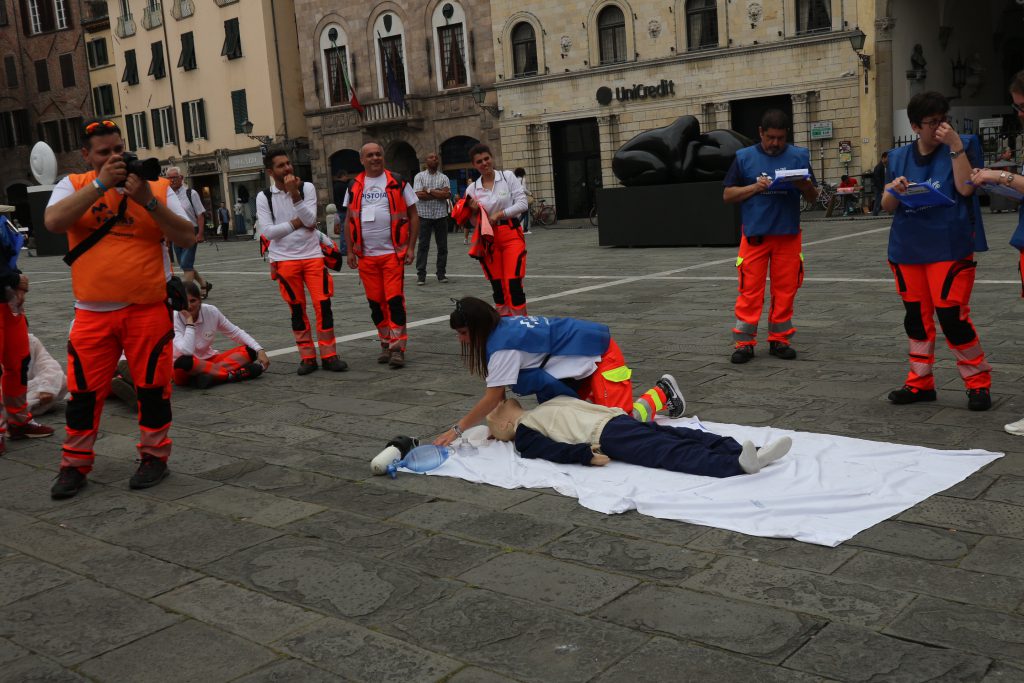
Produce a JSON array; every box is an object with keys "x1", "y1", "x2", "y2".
[
  {"x1": 723, "y1": 109, "x2": 818, "y2": 364},
  {"x1": 514, "y1": 167, "x2": 533, "y2": 234},
  {"x1": 882, "y1": 91, "x2": 990, "y2": 411},
  {"x1": 217, "y1": 202, "x2": 231, "y2": 241},
  {"x1": 257, "y1": 147, "x2": 348, "y2": 375},
  {"x1": 344, "y1": 141, "x2": 420, "y2": 368},
  {"x1": 413, "y1": 152, "x2": 451, "y2": 285},
  {"x1": 43, "y1": 118, "x2": 196, "y2": 498},
  {"x1": 871, "y1": 152, "x2": 888, "y2": 216},
  {"x1": 165, "y1": 167, "x2": 212, "y2": 298}
]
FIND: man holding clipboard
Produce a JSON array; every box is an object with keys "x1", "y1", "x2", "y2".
[
  {"x1": 882, "y1": 91, "x2": 990, "y2": 411},
  {"x1": 723, "y1": 109, "x2": 818, "y2": 364}
]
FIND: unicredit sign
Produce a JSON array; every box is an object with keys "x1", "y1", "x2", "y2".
[{"x1": 596, "y1": 79, "x2": 676, "y2": 105}]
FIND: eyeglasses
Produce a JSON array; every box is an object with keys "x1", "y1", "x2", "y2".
[
  {"x1": 1012, "y1": 102, "x2": 1024, "y2": 114},
  {"x1": 920, "y1": 117, "x2": 948, "y2": 128},
  {"x1": 83, "y1": 119, "x2": 118, "y2": 135}
]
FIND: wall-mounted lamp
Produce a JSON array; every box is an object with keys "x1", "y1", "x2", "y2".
[
  {"x1": 950, "y1": 54, "x2": 969, "y2": 100},
  {"x1": 471, "y1": 84, "x2": 500, "y2": 116},
  {"x1": 240, "y1": 120, "x2": 273, "y2": 145},
  {"x1": 849, "y1": 28, "x2": 870, "y2": 94}
]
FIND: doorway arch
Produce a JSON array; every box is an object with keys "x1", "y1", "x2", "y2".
[
  {"x1": 329, "y1": 148, "x2": 363, "y2": 206},
  {"x1": 385, "y1": 141, "x2": 419, "y2": 183}
]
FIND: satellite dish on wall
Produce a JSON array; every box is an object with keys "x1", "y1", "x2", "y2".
[{"x1": 30, "y1": 142, "x2": 58, "y2": 186}]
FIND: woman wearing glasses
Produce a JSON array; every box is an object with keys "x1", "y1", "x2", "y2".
[
  {"x1": 881, "y1": 91, "x2": 990, "y2": 411},
  {"x1": 433, "y1": 296, "x2": 685, "y2": 446}
]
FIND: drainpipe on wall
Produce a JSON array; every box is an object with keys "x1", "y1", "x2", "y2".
[
  {"x1": 270, "y1": 0, "x2": 289, "y2": 140},
  {"x1": 159, "y1": 0, "x2": 182, "y2": 157}
]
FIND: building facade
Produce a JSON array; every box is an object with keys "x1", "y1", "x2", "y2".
[
  {"x1": 490, "y1": 0, "x2": 873, "y2": 218},
  {"x1": 109, "y1": 0, "x2": 307, "y2": 226},
  {"x1": 293, "y1": 0, "x2": 500, "y2": 209},
  {"x1": 0, "y1": 0, "x2": 96, "y2": 226},
  {"x1": 82, "y1": 0, "x2": 124, "y2": 135}
]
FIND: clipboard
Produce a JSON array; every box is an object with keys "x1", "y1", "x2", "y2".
[
  {"x1": 766, "y1": 169, "x2": 810, "y2": 191},
  {"x1": 886, "y1": 182, "x2": 955, "y2": 208},
  {"x1": 976, "y1": 182, "x2": 1024, "y2": 202}
]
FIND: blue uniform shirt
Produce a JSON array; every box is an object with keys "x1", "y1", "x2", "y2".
[
  {"x1": 1006, "y1": 162, "x2": 1024, "y2": 250},
  {"x1": 724, "y1": 143, "x2": 813, "y2": 237},
  {"x1": 886, "y1": 135, "x2": 986, "y2": 264}
]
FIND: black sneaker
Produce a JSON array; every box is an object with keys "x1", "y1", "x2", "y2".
[
  {"x1": 227, "y1": 362, "x2": 264, "y2": 382},
  {"x1": 322, "y1": 356, "x2": 348, "y2": 372},
  {"x1": 438, "y1": 276, "x2": 449, "y2": 283},
  {"x1": 297, "y1": 359, "x2": 319, "y2": 376},
  {"x1": 730, "y1": 346, "x2": 754, "y2": 364},
  {"x1": 416, "y1": 278, "x2": 426, "y2": 286},
  {"x1": 888, "y1": 385, "x2": 937, "y2": 404},
  {"x1": 129, "y1": 455, "x2": 168, "y2": 490},
  {"x1": 51, "y1": 467, "x2": 88, "y2": 499},
  {"x1": 967, "y1": 388, "x2": 992, "y2": 412},
  {"x1": 655, "y1": 374, "x2": 686, "y2": 418},
  {"x1": 769, "y1": 341, "x2": 797, "y2": 360}
]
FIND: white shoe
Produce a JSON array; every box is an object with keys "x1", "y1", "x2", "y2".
[
  {"x1": 738, "y1": 440, "x2": 759, "y2": 474},
  {"x1": 1005, "y1": 417, "x2": 1024, "y2": 436},
  {"x1": 370, "y1": 445, "x2": 402, "y2": 475}
]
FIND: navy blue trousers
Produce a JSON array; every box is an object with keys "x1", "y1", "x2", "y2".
[{"x1": 598, "y1": 415, "x2": 745, "y2": 478}]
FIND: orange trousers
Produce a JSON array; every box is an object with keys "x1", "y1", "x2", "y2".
[
  {"x1": 63, "y1": 303, "x2": 173, "y2": 473},
  {"x1": 889, "y1": 259, "x2": 991, "y2": 390},
  {"x1": 576, "y1": 339, "x2": 633, "y2": 412},
  {"x1": 173, "y1": 345, "x2": 256, "y2": 386},
  {"x1": 358, "y1": 253, "x2": 407, "y2": 351},
  {"x1": 273, "y1": 258, "x2": 337, "y2": 362},
  {"x1": 0, "y1": 302, "x2": 31, "y2": 435},
  {"x1": 732, "y1": 233, "x2": 803, "y2": 346},
  {"x1": 480, "y1": 224, "x2": 528, "y2": 317}
]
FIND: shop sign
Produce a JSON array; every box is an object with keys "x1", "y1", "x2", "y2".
[
  {"x1": 596, "y1": 79, "x2": 675, "y2": 106},
  {"x1": 189, "y1": 161, "x2": 219, "y2": 174},
  {"x1": 978, "y1": 118, "x2": 1003, "y2": 130},
  {"x1": 838, "y1": 140, "x2": 852, "y2": 164},
  {"x1": 810, "y1": 121, "x2": 833, "y2": 140},
  {"x1": 229, "y1": 151, "x2": 264, "y2": 170}
]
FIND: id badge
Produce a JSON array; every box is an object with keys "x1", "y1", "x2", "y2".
[{"x1": 361, "y1": 207, "x2": 375, "y2": 223}]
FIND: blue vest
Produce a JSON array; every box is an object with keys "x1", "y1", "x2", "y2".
[
  {"x1": 1011, "y1": 203, "x2": 1024, "y2": 251},
  {"x1": 0, "y1": 216, "x2": 22, "y2": 271},
  {"x1": 886, "y1": 135, "x2": 986, "y2": 264},
  {"x1": 732, "y1": 144, "x2": 810, "y2": 237},
  {"x1": 486, "y1": 316, "x2": 610, "y2": 401}
]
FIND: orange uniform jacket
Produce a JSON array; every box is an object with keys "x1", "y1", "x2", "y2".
[{"x1": 345, "y1": 171, "x2": 411, "y2": 258}]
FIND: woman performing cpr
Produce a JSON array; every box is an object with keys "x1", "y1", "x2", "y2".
[
  {"x1": 434, "y1": 297, "x2": 685, "y2": 446},
  {"x1": 453, "y1": 144, "x2": 529, "y2": 316}
]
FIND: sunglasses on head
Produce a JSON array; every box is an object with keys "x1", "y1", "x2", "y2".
[{"x1": 83, "y1": 120, "x2": 118, "y2": 135}]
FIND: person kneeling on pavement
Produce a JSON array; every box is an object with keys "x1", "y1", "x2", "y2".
[
  {"x1": 173, "y1": 281, "x2": 269, "y2": 389},
  {"x1": 487, "y1": 395, "x2": 792, "y2": 477}
]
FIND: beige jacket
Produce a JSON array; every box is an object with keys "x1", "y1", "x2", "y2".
[{"x1": 517, "y1": 395, "x2": 624, "y2": 448}]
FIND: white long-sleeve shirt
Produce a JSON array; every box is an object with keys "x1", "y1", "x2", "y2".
[
  {"x1": 27, "y1": 333, "x2": 67, "y2": 407},
  {"x1": 255, "y1": 182, "x2": 321, "y2": 262},
  {"x1": 173, "y1": 303, "x2": 262, "y2": 359},
  {"x1": 466, "y1": 170, "x2": 528, "y2": 220}
]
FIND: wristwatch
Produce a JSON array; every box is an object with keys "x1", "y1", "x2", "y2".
[
  {"x1": 949, "y1": 148, "x2": 964, "y2": 159},
  {"x1": 144, "y1": 197, "x2": 159, "y2": 212},
  {"x1": 1006, "y1": 173, "x2": 1017, "y2": 186},
  {"x1": 451, "y1": 423, "x2": 464, "y2": 438}
]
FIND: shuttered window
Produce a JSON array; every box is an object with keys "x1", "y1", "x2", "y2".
[
  {"x1": 148, "y1": 41, "x2": 165, "y2": 79},
  {"x1": 230, "y1": 89, "x2": 248, "y2": 134},
  {"x1": 122, "y1": 49, "x2": 139, "y2": 85},
  {"x1": 178, "y1": 32, "x2": 197, "y2": 70},
  {"x1": 34, "y1": 59, "x2": 49, "y2": 91},
  {"x1": 221, "y1": 18, "x2": 242, "y2": 60},
  {"x1": 4, "y1": 55, "x2": 17, "y2": 88},
  {"x1": 182, "y1": 99, "x2": 206, "y2": 142},
  {"x1": 59, "y1": 53, "x2": 74, "y2": 87}
]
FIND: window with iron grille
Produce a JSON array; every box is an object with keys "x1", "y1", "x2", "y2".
[
  {"x1": 34, "y1": 59, "x2": 49, "y2": 92},
  {"x1": 59, "y1": 53, "x2": 74, "y2": 87},
  {"x1": 149, "y1": 41, "x2": 165, "y2": 79},
  {"x1": 230, "y1": 89, "x2": 247, "y2": 134},
  {"x1": 181, "y1": 98, "x2": 206, "y2": 141},
  {"x1": 122, "y1": 49, "x2": 139, "y2": 85},
  {"x1": 87, "y1": 39, "x2": 109, "y2": 69},
  {"x1": 597, "y1": 6, "x2": 627, "y2": 65},
  {"x1": 178, "y1": 32, "x2": 197, "y2": 70},
  {"x1": 125, "y1": 111, "x2": 150, "y2": 150},
  {"x1": 324, "y1": 45, "x2": 349, "y2": 106},
  {"x1": 686, "y1": 0, "x2": 718, "y2": 50},
  {"x1": 151, "y1": 106, "x2": 175, "y2": 146},
  {"x1": 4, "y1": 55, "x2": 17, "y2": 88},
  {"x1": 437, "y1": 24, "x2": 467, "y2": 89},
  {"x1": 378, "y1": 35, "x2": 406, "y2": 97},
  {"x1": 0, "y1": 2, "x2": 8, "y2": 25},
  {"x1": 92, "y1": 85, "x2": 115, "y2": 116},
  {"x1": 221, "y1": 18, "x2": 242, "y2": 60},
  {"x1": 796, "y1": 0, "x2": 831, "y2": 34},
  {"x1": 511, "y1": 22, "x2": 537, "y2": 78}
]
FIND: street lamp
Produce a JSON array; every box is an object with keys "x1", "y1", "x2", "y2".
[
  {"x1": 849, "y1": 28, "x2": 870, "y2": 94},
  {"x1": 471, "y1": 84, "x2": 500, "y2": 117},
  {"x1": 240, "y1": 119, "x2": 273, "y2": 146}
]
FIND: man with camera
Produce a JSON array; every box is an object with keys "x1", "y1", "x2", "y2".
[{"x1": 44, "y1": 118, "x2": 195, "y2": 499}]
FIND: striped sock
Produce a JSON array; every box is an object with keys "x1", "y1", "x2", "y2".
[{"x1": 631, "y1": 386, "x2": 668, "y2": 422}]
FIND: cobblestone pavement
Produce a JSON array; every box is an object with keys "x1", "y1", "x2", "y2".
[{"x1": 4, "y1": 213, "x2": 1024, "y2": 682}]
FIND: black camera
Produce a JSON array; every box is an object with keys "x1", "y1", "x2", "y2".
[{"x1": 118, "y1": 152, "x2": 162, "y2": 187}]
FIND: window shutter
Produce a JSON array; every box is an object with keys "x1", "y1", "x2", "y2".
[
  {"x1": 126, "y1": 114, "x2": 137, "y2": 150},
  {"x1": 166, "y1": 108, "x2": 177, "y2": 144},
  {"x1": 38, "y1": 0, "x2": 55, "y2": 32},
  {"x1": 151, "y1": 109, "x2": 162, "y2": 147},
  {"x1": 182, "y1": 102, "x2": 192, "y2": 142},
  {"x1": 140, "y1": 114, "x2": 149, "y2": 148},
  {"x1": 14, "y1": 110, "x2": 29, "y2": 143},
  {"x1": 59, "y1": 54, "x2": 74, "y2": 87},
  {"x1": 19, "y1": 0, "x2": 30, "y2": 34},
  {"x1": 197, "y1": 100, "x2": 207, "y2": 139},
  {"x1": 4, "y1": 55, "x2": 17, "y2": 88},
  {"x1": 103, "y1": 86, "x2": 114, "y2": 115},
  {"x1": 35, "y1": 60, "x2": 49, "y2": 92},
  {"x1": 230, "y1": 89, "x2": 247, "y2": 134}
]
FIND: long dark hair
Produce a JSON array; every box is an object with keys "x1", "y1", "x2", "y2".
[{"x1": 450, "y1": 297, "x2": 500, "y2": 377}]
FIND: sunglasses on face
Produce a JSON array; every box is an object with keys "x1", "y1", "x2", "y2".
[{"x1": 84, "y1": 120, "x2": 118, "y2": 135}]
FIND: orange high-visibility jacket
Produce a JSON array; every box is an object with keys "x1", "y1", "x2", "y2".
[{"x1": 345, "y1": 171, "x2": 410, "y2": 258}]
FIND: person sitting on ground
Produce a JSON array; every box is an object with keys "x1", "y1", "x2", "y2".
[
  {"x1": 487, "y1": 396, "x2": 792, "y2": 477},
  {"x1": 172, "y1": 281, "x2": 269, "y2": 389},
  {"x1": 27, "y1": 333, "x2": 67, "y2": 415},
  {"x1": 434, "y1": 296, "x2": 685, "y2": 446}
]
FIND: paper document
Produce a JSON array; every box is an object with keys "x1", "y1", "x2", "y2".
[
  {"x1": 886, "y1": 182, "x2": 955, "y2": 208},
  {"x1": 767, "y1": 169, "x2": 810, "y2": 190},
  {"x1": 977, "y1": 182, "x2": 1024, "y2": 201}
]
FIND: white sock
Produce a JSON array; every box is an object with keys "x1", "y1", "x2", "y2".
[
  {"x1": 756, "y1": 437, "x2": 792, "y2": 469},
  {"x1": 738, "y1": 440, "x2": 760, "y2": 474}
]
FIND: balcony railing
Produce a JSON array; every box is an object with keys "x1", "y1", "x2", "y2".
[
  {"x1": 214, "y1": 0, "x2": 238, "y2": 6},
  {"x1": 142, "y1": 4, "x2": 162, "y2": 30},
  {"x1": 170, "y1": 0, "x2": 194, "y2": 20},
  {"x1": 115, "y1": 14, "x2": 136, "y2": 38}
]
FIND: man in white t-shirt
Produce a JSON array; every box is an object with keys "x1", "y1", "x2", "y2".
[
  {"x1": 165, "y1": 167, "x2": 210, "y2": 296},
  {"x1": 344, "y1": 142, "x2": 419, "y2": 368}
]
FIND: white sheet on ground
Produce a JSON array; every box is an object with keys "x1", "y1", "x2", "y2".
[{"x1": 409, "y1": 418, "x2": 1002, "y2": 547}]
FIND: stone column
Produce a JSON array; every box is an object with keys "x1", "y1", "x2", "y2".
[
  {"x1": 597, "y1": 114, "x2": 619, "y2": 188},
  {"x1": 791, "y1": 92, "x2": 810, "y2": 149},
  {"x1": 874, "y1": 14, "x2": 896, "y2": 152}
]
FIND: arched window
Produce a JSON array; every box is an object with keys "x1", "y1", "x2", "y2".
[
  {"x1": 796, "y1": 0, "x2": 831, "y2": 34},
  {"x1": 319, "y1": 24, "x2": 352, "y2": 108},
  {"x1": 511, "y1": 22, "x2": 537, "y2": 77},
  {"x1": 597, "y1": 6, "x2": 627, "y2": 65},
  {"x1": 432, "y1": 2, "x2": 470, "y2": 90},
  {"x1": 373, "y1": 12, "x2": 408, "y2": 99},
  {"x1": 686, "y1": 0, "x2": 717, "y2": 50}
]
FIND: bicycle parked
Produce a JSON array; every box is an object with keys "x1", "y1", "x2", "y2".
[
  {"x1": 800, "y1": 181, "x2": 836, "y2": 213},
  {"x1": 530, "y1": 198, "x2": 556, "y2": 226}
]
